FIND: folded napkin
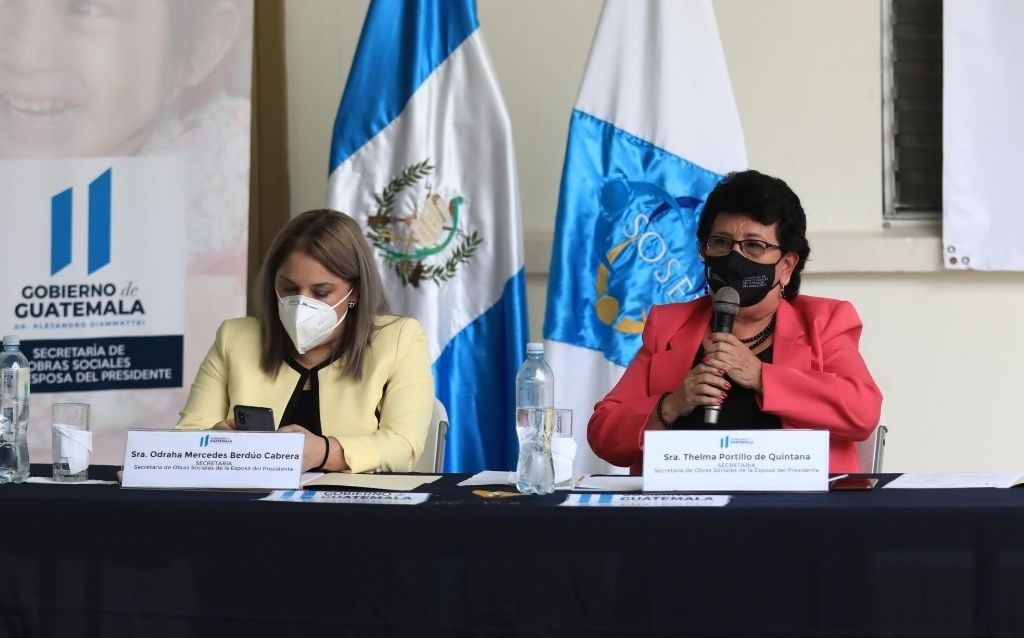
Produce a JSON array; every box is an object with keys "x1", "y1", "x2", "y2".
[{"x1": 53, "y1": 424, "x2": 93, "y2": 475}]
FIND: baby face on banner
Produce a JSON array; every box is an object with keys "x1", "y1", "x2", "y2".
[
  {"x1": 0, "y1": 0, "x2": 250, "y2": 464},
  {"x1": 0, "y1": 0, "x2": 240, "y2": 158}
]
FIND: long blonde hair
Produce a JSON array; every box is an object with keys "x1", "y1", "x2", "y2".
[{"x1": 254, "y1": 210, "x2": 389, "y2": 379}]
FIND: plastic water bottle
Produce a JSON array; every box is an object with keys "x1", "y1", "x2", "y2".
[
  {"x1": 515, "y1": 342, "x2": 554, "y2": 495},
  {"x1": 0, "y1": 335, "x2": 30, "y2": 483}
]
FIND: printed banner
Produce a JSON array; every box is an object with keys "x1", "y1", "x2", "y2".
[
  {"x1": 0, "y1": 0, "x2": 253, "y2": 464},
  {"x1": 943, "y1": 0, "x2": 1024, "y2": 270}
]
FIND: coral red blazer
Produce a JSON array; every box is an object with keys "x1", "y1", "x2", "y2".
[{"x1": 588, "y1": 295, "x2": 883, "y2": 474}]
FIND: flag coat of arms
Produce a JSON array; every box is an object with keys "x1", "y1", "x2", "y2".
[
  {"x1": 543, "y1": 0, "x2": 747, "y2": 474},
  {"x1": 328, "y1": 0, "x2": 528, "y2": 472}
]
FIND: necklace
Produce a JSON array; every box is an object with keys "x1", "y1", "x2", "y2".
[{"x1": 739, "y1": 315, "x2": 776, "y2": 350}]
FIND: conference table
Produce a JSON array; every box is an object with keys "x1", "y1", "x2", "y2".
[{"x1": 1, "y1": 466, "x2": 1023, "y2": 638}]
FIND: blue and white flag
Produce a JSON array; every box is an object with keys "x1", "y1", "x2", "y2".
[
  {"x1": 328, "y1": 0, "x2": 528, "y2": 472},
  {"x1": 543, "y1": 0, "x2": 747, "y2": 474}
]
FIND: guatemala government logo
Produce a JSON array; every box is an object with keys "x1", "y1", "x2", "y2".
[
  {"x1": 51, "y1": 168, "x2": 112, "y2": 276},
  {"x1": 591, "y1": 177, "x2": 706, "y2": 336},
  {"x1": 366, "y1": 160, "x2": 481, "y2": 288}
]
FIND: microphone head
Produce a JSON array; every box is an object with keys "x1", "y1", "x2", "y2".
[{"x1": 712, "y1": 286, "x2": 740, "y2": 316}]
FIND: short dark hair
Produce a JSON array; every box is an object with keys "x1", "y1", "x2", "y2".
[
  {"x1": 254, "y1": 210, "x2": 390, "y2": 379},
  {"x1": 696, "y1": 170, "x2": 810, "y2": 298}
]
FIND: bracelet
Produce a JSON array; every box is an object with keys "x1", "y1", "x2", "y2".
[
  {"x1": 314, "y1": 434, "x2": 331, "y2": 471},
  {"x1": 655, "y1": 392, "x2": 673, "y2": 429}
]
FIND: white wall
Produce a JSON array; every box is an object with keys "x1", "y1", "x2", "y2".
[{"x1": 284, "y1": 0, "x2": 1024, "y2": 473}]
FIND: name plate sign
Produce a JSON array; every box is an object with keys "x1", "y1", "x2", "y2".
[
  {"x1": 643, "y1": 430, "x2": 829, "y2": 492},
  {"x1": 122, "y1": 430, "x2": 304, "y2": 490}
]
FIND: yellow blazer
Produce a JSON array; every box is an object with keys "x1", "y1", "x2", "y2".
[{"x1": 176, "y1": 315, "x2": 435, "y2": 473}]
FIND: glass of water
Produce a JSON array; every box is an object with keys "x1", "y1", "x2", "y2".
[
  {"x1": 550, "y1": 409, "x2": 577, "y2": 488},
  {"x1": 52, "y1": 403, "x2": 91, "y2": 482}
]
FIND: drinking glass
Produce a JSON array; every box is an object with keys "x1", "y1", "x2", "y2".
[
  {"x1": 551, "y1": 409, "x2": 577, "y2": 488},
  {"x1": 52, "y1": 403, "x2": 91, "y2": 482}
]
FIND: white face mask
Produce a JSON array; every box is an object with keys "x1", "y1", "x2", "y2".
[{"x1": 277, "y1": 288, "x2": 354, "y2": 355}]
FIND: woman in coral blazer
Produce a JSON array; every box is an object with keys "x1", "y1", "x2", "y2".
[{"x1": 588, "y1": 171, "x2": 882, "y2": 474}]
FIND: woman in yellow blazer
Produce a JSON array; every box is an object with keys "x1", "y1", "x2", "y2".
[{"x1": 177, "y1": 210, "x2": 435, "y2": 473}]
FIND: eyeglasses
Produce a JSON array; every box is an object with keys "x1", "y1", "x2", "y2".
[{"x1": 704, "y1": 235, "x2": 781, "y2": 259}]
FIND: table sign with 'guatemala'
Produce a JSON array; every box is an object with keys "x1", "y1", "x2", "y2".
[
  {"x1": 121, "y1": 430, "x2": 304, "y2": 490},
  {"x1": 261, "y1": 490, "x2": 431, "y2": 505},
  {"x1": 643, "y1": 430, "x2": 829, "y2": 492}
]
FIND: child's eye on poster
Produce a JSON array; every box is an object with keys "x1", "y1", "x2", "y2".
[{"x1": 0, "y1": 0, "x2": 248, "y2": 159}]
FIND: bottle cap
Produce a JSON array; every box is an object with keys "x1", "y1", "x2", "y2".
[
  {"x1": 2, "y1": 335, "x2": 18, "y2": 348},
  {"x1": 526, "y1": 342, "x2": 544, "y2": 354}
]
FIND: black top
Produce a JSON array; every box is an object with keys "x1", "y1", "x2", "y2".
[
  {"x1": 671, "y1": 345, "x2": 781, "y2": 430},
  {"x1": 279, "y1": 356, "x2": 331, "y2": 435}
]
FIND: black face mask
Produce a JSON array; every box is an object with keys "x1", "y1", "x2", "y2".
[{"x1": 705, "y1": 251, "x2": 781, "y2": 307}]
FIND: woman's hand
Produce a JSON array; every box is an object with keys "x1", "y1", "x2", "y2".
[
  {"x1": 212, "y1": 418, "x2": 236, "y2": 430},
  {"x1": 660, "y1": 363, "x2": 731, "y2": 423},
  {"x1": 703, "y1": 333, "x2": 764, "y2": 392},
  {"x1": 278, "y1": 424, "x2": 328, "y2": 471}
]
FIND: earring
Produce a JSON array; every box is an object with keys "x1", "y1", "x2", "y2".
[{"x1": 347, "y1": 301, "x2": 357, "y2": 309}]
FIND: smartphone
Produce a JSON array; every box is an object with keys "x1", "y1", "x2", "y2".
[
  {"x1": 233, "y1": 405, "x2": 275, "y2": 432},
  {"x1": 830, "y1": 477, "x2": 878, "y2": 491}
]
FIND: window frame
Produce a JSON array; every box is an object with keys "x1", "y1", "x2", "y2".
[{"x1": 881, "y1": 0, "x2": 943, "y2": 222}]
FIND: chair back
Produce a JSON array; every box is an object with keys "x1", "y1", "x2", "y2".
[
  {"x1": 412, "y1": 399, "x2": 448, "y2": 473},
  {"x1": 855, "y1": 423, "x2": 887, "y2": 473}
]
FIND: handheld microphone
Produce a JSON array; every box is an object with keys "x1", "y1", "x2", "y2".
[{"x1": 705, "y1": 286, "x2": 739, "y2": 425}]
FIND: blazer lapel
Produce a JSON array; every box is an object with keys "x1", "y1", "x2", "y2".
[
  {"x1": 649, "y1": 301, "x2": 712, "y2": 395},
  {"x1": 266, "y1": 364, "x2": 303, "y2": 427},
  {"x1": 772, "y1": 299, "x2": 812, "y2": 371}
]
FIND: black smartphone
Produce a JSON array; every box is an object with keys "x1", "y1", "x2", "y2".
[
  {"x1": 830, "y1": 477, "x2": 878, "y2": 491},
  {"x1": 233, "y1": 405, "x2": 275, "y2": 432}
]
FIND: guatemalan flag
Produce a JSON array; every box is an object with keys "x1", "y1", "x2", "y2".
[
  {"x1": 328, "y1": 0, "x2": 528, "y2": 472},
  {"x1": 544, "y1": 0, "x2": 747, "y2": 474}
]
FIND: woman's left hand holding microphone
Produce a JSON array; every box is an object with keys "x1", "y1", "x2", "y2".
[{"x1": 702, "y1": 333, "x2": 764, "y2": 393}]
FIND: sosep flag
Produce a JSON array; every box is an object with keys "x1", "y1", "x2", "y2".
[
  {"x1": 543, "y1": 0, "x2": 747, "y2": 474},
  {"x1": 328, "y1": 0, "x2": 528, "y2": 472}
]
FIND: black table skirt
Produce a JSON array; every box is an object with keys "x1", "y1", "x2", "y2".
[{"x1": 2, "y1": 465, "x2": 1024, "y2": 638}]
